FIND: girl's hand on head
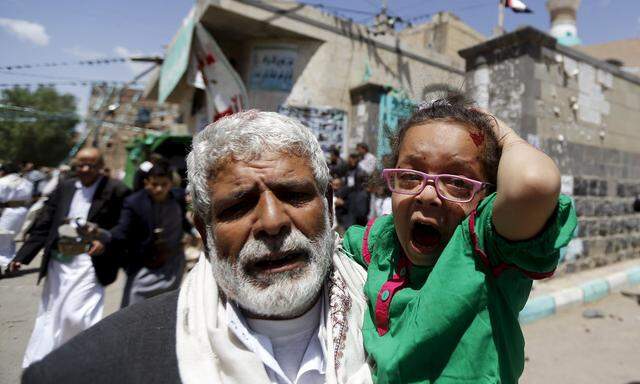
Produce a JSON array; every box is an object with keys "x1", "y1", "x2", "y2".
[
  {"x1": 471, "y1": 107, "x2": 522, "y2": 148},
  {"x1": 488, "y1": 115, "x2": 520, "y2": 148}
]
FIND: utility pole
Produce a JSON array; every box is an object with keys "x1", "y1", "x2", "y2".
[
  {"x1": 371, "y1": 0, "x2": 404, "y2": 36},
  {"x1": 494, "y1": 0, "x2": 505, "y2": 36}
]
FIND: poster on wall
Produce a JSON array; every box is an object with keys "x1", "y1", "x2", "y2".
[
  {"x1": 250, "y1": 46, "x2": 297, "y2": 92},
  {"x1": 278, "y1": 105, "x2": 346, "y2": 154},
  {"x1": 377, "y1": 89, "x2": 414, "y2": 159}
]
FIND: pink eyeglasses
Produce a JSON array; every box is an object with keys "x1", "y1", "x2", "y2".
[{"x1": 382, "y1": 168, "x2": 492, "y2": 203}]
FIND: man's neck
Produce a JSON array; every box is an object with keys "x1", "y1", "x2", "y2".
[
  {"x1": 241, "y1": 292, "x2": 322, "y2": 321},
  {"x1": 245, "y1": 295, "x2": 322, "y2": 338},
  {"x1": 80, "y1": 176, "x2": 100, "y2": 188}
]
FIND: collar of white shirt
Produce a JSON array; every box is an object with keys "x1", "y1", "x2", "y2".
[
  {"x1": 226, "y1": 295, "x2": 327, "y2": 384},
  {"x1": 74, "y1": 177, "x2": 101, "y2": 192}
]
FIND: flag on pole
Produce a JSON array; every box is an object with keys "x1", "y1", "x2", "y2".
[
  {"x1": 505, "y1": 0, "x2": 533, "y2": 13},
  {"x1": 192, "y1": 23, "x2": 248, "y2": 123}
]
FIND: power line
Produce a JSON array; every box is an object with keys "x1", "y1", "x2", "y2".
[
  {"x1": 0, "y1": 57, "x2": 128, "y2": 71},
  {"x1": 0, "y1": 70, "x2": 110, "y2": 82},
  {"x1": 393, "y1": 0, "x2": 437, "y2": 13},
  {"x1": 359, "y1": 0, "x2": 380, "y2": 10},
  {"x1": 305, "y1": 2, "x2": 377, "y2": 16},
  {"x1": 0, "y1": 80, "x2": 139, "y2": 88},
  {"x1": 0, "y1": 103, "x2": 78, "y2": 119},
  {"x1": 0, "y1": 103, "x2": 158, "y2": 133},
  {"x1": 404, "y1": 1, "x2": 494, "y2": 24},
  {"x1": 258, "y1": 0, "x2": 378, "y2": 17}
]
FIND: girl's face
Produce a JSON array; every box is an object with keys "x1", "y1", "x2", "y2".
[{"x1": 392, "y1": 121, "x2": 488, "y2": 266}]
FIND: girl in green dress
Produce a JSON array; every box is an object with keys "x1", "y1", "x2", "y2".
[{"x1": 343, "y1": 94, "x2": 577, "y2": 383}]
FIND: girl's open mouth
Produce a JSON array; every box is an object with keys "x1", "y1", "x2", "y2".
[{"x1": 410, "y1": 222, "x2": 442, "y2": 254}]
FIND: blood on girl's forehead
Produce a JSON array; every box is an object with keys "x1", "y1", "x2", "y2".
[{"x1": 468, "y1": 131, "x2": 484, "y2": 148}]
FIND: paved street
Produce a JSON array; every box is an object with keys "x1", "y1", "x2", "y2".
[
  {"x1": 2, "y1": 256, "x2": 639, "y2": 384},
  {"x1": 521, "y1": 291, "x2": 640, "y2": 384},
  {"x1": 0, "y1": 254, "x2": 125, "y2": 384}
]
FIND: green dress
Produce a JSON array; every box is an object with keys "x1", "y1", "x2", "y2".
[{"x1": 342, "y1": 193, "x2": 577, "y2": 383}]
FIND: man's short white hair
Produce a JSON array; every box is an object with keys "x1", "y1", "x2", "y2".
[{"x1": 187, "y1": 110, "x2": 330, "y2": 221}]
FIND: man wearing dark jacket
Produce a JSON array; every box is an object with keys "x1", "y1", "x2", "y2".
[
  {"x1": 8, "y1": 148, "x2": 129, "y2": 367},
  {"x1": 109, "y1": 162, "x2": 194, "y2": 307}
]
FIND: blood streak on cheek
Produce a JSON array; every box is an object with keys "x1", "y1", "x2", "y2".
[{"x1": 469, "y1": 131, "x2": 484, "y2": 147}]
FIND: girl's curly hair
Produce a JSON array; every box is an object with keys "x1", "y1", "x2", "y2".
[{"x1": 382, "y1": 92, "x2": 501, "y2": 191}]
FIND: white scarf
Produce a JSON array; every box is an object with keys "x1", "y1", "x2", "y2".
[{"x1": 176, "y1": 240, "x2": 373, "y2": 384}]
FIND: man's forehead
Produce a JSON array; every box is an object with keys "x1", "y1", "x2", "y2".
[
  {"x1": 75, "y1": 149, "x2": 101, "y2": 162},
  {"x1": 210, "y1": 152, "x2": 313, "y2": 182}
]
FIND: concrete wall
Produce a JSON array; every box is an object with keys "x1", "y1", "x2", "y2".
[
  {"x1": 399, "y1": 12, "x2": 486, "y2": 69},
  {"x1": 172, "y1": 0, "x2": 469, "y2": 150},
  {"x1": 461, "y1": 27, "x2": 640, "y2": 275}
]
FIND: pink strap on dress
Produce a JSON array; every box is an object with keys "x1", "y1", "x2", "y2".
[{"x1": 468, "y1": 210, "x2": 555, "y2": 280}]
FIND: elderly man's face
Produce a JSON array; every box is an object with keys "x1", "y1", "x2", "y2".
[
  {"x1": 74, "y1": 148, "x2": 102, "y2": 187},
  {"x1": 206, "y1": 151, "x2": 333, "y2": 319}
]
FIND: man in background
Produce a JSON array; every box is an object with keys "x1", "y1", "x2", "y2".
[
  {"x1": 355, "y1": 142, "x2": 376, "y2": 176},
  {"x1": 0, "y1": 163, "x2": 33, "y2": 270},
  {"x1": 109, "y1": 161, "x2": 194, "y2": 307},
  {"x1": 8, "y1": 147, "x2": 129, "y2": 367},
  {"x1": 327, "y1": 145, "x2": 347, "y2": 180}
]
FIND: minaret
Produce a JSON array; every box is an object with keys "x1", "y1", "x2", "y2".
[{"x1": 546, "y1": 0, "x2": 581, "y2": 46}]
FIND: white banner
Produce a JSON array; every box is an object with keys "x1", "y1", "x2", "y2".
[{"x1": 192, "y1": 23, "x2": 248, "y2": 123}]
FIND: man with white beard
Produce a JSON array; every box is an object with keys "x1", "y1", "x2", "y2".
[{"x1": 23, "y1": 111, "x2": 372, "y2": 384}]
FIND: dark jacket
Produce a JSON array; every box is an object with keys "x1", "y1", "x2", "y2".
[
  {"x1": 22, "y1": 291, "x2": 181, "y2": 384},
  {"x1": 343, "y1": 187, "x2": 370, "y2": 229},
  {"x1": 110, "y1": 188, "x2": 192, "y2": 275},
  {"x1": 14, "y1": 177, "x2": 130, "y2": 286}
]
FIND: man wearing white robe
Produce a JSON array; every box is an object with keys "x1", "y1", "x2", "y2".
[
  {"x1": 9, "y1": 148, "x2": 129, "y2": 367},
  {"x1": 0, "y1": 163, "x2": 33, "y2": 270}
]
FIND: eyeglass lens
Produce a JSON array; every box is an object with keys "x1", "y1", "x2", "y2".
[{"x1": 389, "y1": 171, "x2": 476, "y2": 202}]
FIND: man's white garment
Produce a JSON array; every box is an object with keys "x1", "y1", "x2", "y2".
[
  {"x1": 16, "y1": 170, "x2": 62, "y2": 243},
  {"x1": 235, "y1": 297, "x2": 324, "y2": 384},
  {"x1": 368, "y1": 196, "x2": 392, "y2": 220},
  {"x1": 22, "y1": 180, "x2": 105, "y2": 368},
  {"x1": 0, "y1": 174, "x2": 32, "y2": 267},
  {"x1": 176, "y1": 239, "x2": 373, "y2": 384},
  {"x1": 357, "y1": 153, "x2": 377, "y2": 175}
]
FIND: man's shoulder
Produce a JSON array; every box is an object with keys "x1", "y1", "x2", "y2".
[
  {"x1": 59, "y1": 178, "x2": 77, "y2": 189},
  {"x1": 104, "y1": 177, "x2": 131, "y2": 196},
  {"x1": 125, "y1": 188, "x2": 150, "y2": 203},
  {"x1": 22, "y1": 291, "x2": 181, "y2": 384}
]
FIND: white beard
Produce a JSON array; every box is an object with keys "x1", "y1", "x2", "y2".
[{"x1": 207, "y1": 215, "x2": 333, "y2": 318}]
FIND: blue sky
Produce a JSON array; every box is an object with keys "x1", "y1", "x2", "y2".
[{"x1": 1, "y1": 0, "x2": 638, "y2": 118}]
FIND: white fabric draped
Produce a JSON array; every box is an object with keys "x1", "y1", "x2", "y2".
[{"x1": 176, "y1": 240, "x2": 373, "y2": 384}]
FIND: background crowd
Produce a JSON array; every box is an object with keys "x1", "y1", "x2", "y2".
[
  {"x1": 328, "y1": 142, "x2": 392, "y2": 234},
  {"x1": 0, "y1": 140, "x2": 397, "y2": 368}
]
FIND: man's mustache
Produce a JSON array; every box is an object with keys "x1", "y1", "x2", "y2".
[{"x1": 237, "y1": 229, "x2": 315, "y2": 268}]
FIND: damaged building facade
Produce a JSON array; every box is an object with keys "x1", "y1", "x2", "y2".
[
  {"x1": 461, "y1": 27, "x2": 640, "y2": 274},
  {"x1": 146, "y1": 0, "x2": 485, "y2": 156}
]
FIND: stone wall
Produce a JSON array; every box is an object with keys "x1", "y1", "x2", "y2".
[
  {"x1": 460, "y1": 27, "x2": 640, "y2": 275},
  {"x1": 546, "y1": 140, "x2": 640, "y2": 273}
]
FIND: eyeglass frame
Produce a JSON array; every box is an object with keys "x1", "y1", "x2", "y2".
[{"x1": 381, "y1": 168, "x2": 493, "y2": 203}]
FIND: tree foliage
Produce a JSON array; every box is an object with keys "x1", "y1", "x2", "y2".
[{"x1": 0, "y1": 86, "x2": 79, "y2": 166}]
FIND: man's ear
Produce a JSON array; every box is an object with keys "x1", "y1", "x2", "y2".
[
  {"x1": 325, "y1": 183, "x2": 334, "y2": 228},
  {"x1": 193, "y1": 214, "x2": 209, "y2": 255}
]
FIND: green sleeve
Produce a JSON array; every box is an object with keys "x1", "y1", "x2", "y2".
[
  {"x1": 474, "y1": 193, "x2": 578, "y2": 274},
  {"x1": 341, "y1": 224, "x2": 368, "y2": 269}
]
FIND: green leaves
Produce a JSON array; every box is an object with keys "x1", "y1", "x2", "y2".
[{"x1": 0, "y1": 86, "x2": 78, "y2": 166}]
